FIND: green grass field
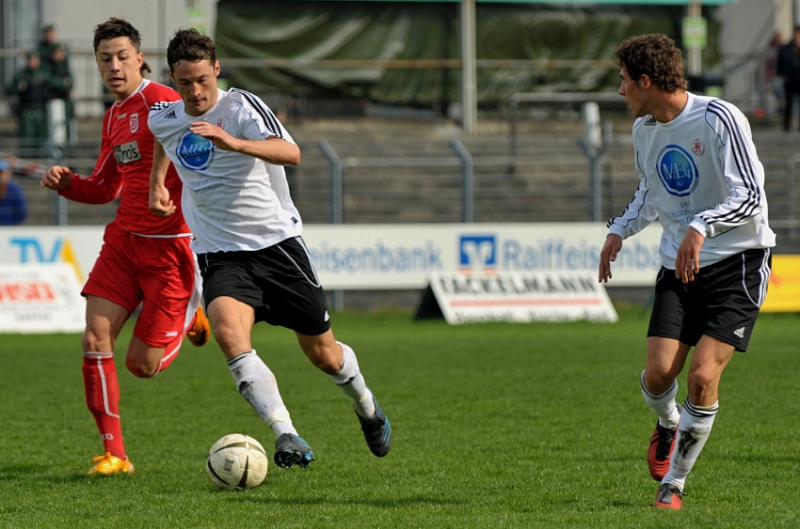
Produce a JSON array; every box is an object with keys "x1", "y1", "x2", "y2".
[{"x1": 0, "y1": 306, "x2": 798, "y2": 528}]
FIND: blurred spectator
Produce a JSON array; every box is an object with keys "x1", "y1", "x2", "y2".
[
  {"x1": 765, "y1": 31, "x2": 784, "y2": 98},
  {"x1": 37, "y1": 24, "x2": 68, "y2": 71},
  {"x1": 777, "y1": 26, "x2": 800, "y2": 131},
  {"x1": 0, "y1": 159, "x2": 27, "y2": 225},
  {"x1": 42, "y1": 43, "x2": 75, "y2": 139},
  {"x1": 5, "y1": 50, "x2": 54, "y2": 142}
]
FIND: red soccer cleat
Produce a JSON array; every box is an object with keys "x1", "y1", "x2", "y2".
[
  {"x1": 654, "y1": 483, "x2": 683, "y2": 510},
  {"x1": 648, "y1": 421, "x2": 677, "y2": 481}
]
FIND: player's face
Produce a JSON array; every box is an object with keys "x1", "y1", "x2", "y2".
[
  {"x1": 171, "y1": 59, "x2": 220, "y2": 117},
  {"x1": 95, "y1": 37, "x2": 144, "y2": 101},
  {"x1": 618, "y1": 68, "x2": 650, "y2": 118}
]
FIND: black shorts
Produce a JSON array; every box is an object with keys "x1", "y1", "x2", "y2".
[
  {"x1": 197, "y1": 237, "x2": 331, "y2": 336},
  {"x1": 648, "y1": 248, "x2": 772, "y2": 352}
]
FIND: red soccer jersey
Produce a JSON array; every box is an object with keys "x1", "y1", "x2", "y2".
[{"x1": 59, "y1": 79, "x2": 189, "y2": 236}]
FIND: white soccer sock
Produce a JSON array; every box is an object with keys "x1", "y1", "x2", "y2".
[
  {"x1": 228, "y1": 350, "x2": 297, "y2": 437},
  {"x1": 662, "y1": 399, "x2": 719, "y2": 491},
  {"x1": 641, "y1": 370, "x2": 681, "y2": 429},
  {"x1": 328, "y1": 341, "x2": 375, "y2": 418}
]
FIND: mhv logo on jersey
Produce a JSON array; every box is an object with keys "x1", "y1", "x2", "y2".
[
  {"x1": 459, "y1": 235, "x2": 497, "y2": 275},
  {"x1": 176, "y1": 131, "x2": 215, "y2": 171},
  {"x1": 657, "y1": 145, "x2": 698, "y2": 197}
]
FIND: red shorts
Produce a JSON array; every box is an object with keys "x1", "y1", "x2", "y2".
[{"x1": 83, "y1": 222, "x2": 201, "y2": 348}]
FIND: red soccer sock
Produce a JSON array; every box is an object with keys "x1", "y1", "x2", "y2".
[{"x1": 82, "y1": 353, "x2": 126, "y2": 459}]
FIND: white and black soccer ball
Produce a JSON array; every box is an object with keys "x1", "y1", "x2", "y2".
[{"x1": 206, "y1": 433, "x2": 269, "y2": 490}]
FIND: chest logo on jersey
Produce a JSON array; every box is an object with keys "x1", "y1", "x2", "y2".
[
  {"x1": 656, "y1": 144, "x2": 698, "y2": 197},
  {"x1": 113, "y1": 141, "x2": 142, "y2": 165},
  {"x1": 130, "y1": 113, "x2": 139, "y2": 133},
  {"x1": 176, "y1": 131, "x2": 215, "y2": 171}
]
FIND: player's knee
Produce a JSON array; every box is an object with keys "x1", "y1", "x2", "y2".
[
  {"x1": 126, "y1": 357, "x2": 158, "y2": 378},
  {"x1": 642, "y1": 367, "x2": 676, "y2": 393},
  {"x1": 686, "y1": 369, "x2": 718, "y2": 400},
  {"x1": 82, "y1": 329, "x2": 113, "y2": 353},
  {"x1": 304, "y1": 343, "x2": 341, "y2": 373}
]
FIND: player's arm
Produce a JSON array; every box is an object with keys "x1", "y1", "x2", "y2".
[
  {"x1": 40, "y1": 154, "x2": 122, "y2": 204},
  {"x1": 40, "y1": 165, "x2": 74, "y2": 191},
  {"x1": 43, "y1": 121, "x2": 123, "y2": 203},
  {"x1": 674, "y1": 227, "x2": 704, "y2": 284},
  {"x1": 598, "y1": 233, "x2": 623, "y2": 283},
  {"x1": 149, "y1": 140, "x2": 175, "y2": 218},
  {"x1": 600, "y1": 151, "x2": 656, "y2": 283},
  {"x1": 692, "y1": 105, "x2": 766, "y2": 239},
  {"x1": 189, "y1": 121, "x2": 301, "y2": 166}
]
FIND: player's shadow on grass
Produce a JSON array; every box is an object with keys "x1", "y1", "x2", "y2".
[
  {"x1": 0, "y1": 465, "x2": 91, "y2": 484},
  {"x1": 228, "y1": 494, "x2": 466, "y2": 508}
]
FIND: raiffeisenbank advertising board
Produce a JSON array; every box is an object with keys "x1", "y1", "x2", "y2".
[{"x1": 0, "y1": 223, "x2": 663, "y2": 290}]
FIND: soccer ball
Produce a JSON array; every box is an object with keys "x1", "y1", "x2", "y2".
[{"x1": 206, "y1": 433, "x2": 269, "y2": 490}]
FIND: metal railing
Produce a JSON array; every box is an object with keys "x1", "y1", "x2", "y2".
[{"x1": 5, "y1": 115, "x2": 799, "y2": 250}]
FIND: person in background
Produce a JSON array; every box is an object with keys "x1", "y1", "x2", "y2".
[
  {"x1": 37, "y1": 24, "x2": 67, "y2": 70},
  {"x1": 149, "y1": 29, "x2": 392, "y2": 470},
  {"x1": 776, "y1": 25, "x2": 800, "y2": 131},
  {"x1": 42, "y1": 43, "x2": 74, "y2": 140},
  {"x1": 0, "y1": 159, "x2": 27, "y2": 225},
  {"x1": 6, "y1": 50, "x2": 52, "y2": 143},
  {"x1": 39, "y1": 17, "x2": 210, "y2": 475},
  {"x1": 600, "y1": 33, "x2": 775, "y2": 510}
]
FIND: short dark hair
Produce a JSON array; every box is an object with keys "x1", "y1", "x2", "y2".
[
  {"x1": 616, "y1": 34, "x2": 687, "y2": 92},
  {"x1": 93, "y1": 17, "x2": 151, "y2": 75},
  {"x1": 166, "y1": 29, "x2": 216, "y2": 72}
]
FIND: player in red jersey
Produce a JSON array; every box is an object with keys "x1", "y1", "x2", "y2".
[{"x1": 40, "y1": 18, "x2": 210, "y2": 475}]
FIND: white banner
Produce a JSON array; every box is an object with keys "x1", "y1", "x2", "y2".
[
  {"x1": 0, "y1": 222, "x2": 663, "y2": 290},
  {"x1": 425, "y1": 271, "x2": 618, "y2": 325},
  {"x1": 302, "y1": 223, "x2": 662, "y2": 289},
  {"x1": 0, "y1": 264, "x2": 85, "y2": 333}
]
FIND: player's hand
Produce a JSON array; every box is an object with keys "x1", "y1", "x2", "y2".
[
  {"x1": 40, "y1": 165, "x2": 73, "y2": 191},
  {"x1": 149, "y1": 184, "x2": 175, "y2": 218},
  {"x1": 675, "y1": 228, "x2": 704, "y2": 283},
  {"x1": 189, "y1": 121, "x2": 240, "y2": 152},
  {"x1": 599, "y1": 234, "x2": 623, "y2": 283}
]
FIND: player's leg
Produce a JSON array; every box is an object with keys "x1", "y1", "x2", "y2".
[
  {"x1": 297, "y1": 330, "x2": 392, "y2": 457},
  {"x1": 79, "y1": 228, "x2": 144, "y2": 474},
  {"x1": 658, "y1": 336, "x2": 734, "y2": 498},
  {"x1": 81, "y1": 295, "x2": 134, "y2": 474},
  {"x1": 268, "y1": 236, "x2": 391, "y2": 457},
  {"x1": 124, "y1": 236, "x2": 207, "y2": 377},
  {"x1": 657, "y1": 248, "x2": 771, "y2": 509},
  {"x1": 642, "y1": 270, "x2": 692, "y2": 483},
  {"x1": 642, "y1": 336, "x2": 688, "y2": 481},
  {"x1": 206, "y1": 294, "x2": 312, "y2": 469}
]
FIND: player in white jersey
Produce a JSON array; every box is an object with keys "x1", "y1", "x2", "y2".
[
  {"x1": 148, "y1": 29, "x2": 391, "y2": 469},
  {"x1": 598, "y1": 34, "x2": 775, "y2": 510}
]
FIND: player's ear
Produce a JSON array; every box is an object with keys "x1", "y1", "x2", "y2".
[
  {"x1": 638, "y1": 74, "x2": 652, "y2": 90},
  {"x1": 213, "y1": 60, "x2": 221, "y2": 77}
]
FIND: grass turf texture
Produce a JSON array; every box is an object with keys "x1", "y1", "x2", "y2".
[{"x1": 0, "y1": 306, "x2": 798, "y2": 528}]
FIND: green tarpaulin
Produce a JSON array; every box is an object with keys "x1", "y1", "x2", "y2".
[{"x1": 215, "y1": 1, "x2": 719, "y2": 108}]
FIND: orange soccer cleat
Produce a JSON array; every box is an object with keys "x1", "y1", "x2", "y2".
[
  {"x1": 187, "y1": 306, "x2": 210, "y2": 347},
  {"x1": 88, "y1": 452, "x2": 135, "y2": 475}
]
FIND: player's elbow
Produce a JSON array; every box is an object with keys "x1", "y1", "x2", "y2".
[{"x1": 285, "y1": 145, "x2": 301, "y2": 166}]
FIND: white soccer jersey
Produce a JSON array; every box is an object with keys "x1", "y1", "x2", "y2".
[
  {"x1": 148, "y1": 87, "x2": 302, "y2": 254},
  {"x1": 607, "y1": 92, "x2": 776, "y2": 269}
]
